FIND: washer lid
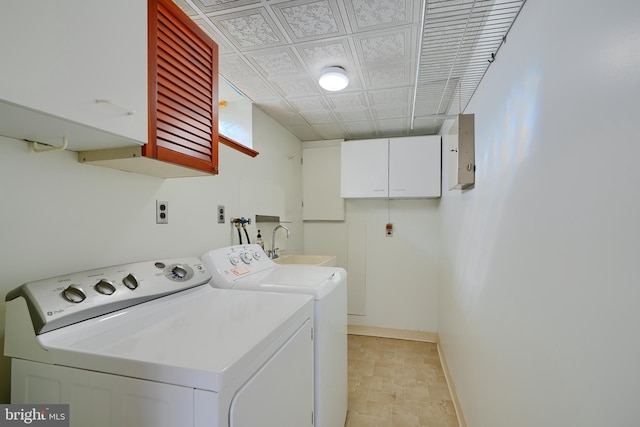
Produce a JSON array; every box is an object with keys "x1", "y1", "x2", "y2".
[
  {"x1": 231, "y1": 266, "x2": 347, "y2": 299},
  {"x1": 37, "y1": 286, "x2": 313, "y2": 392}
]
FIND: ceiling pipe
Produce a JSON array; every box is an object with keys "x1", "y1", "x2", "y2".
[{"x1": 410, "y1": 0, "x2": 429, "y2": 130}]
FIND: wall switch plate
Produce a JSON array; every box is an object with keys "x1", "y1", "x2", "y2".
[
  {"x1": 385, "y1": 223, "x2": 393, "y2": 237},
  {"x1": 217, "y1": 205, "x2": 225, "y2": 223},
  {"x1": 156, "y1": 200, "x2": 168, "y2": 224}
]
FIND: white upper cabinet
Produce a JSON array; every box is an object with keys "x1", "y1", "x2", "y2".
[
  {"x1": 341, "y1": 136, "x2": 441, "y2": 199},
  {"x1": 340, "y1": 138, "x2": 389, "y2": 198},
  {"x1": 389, "y1": 135, "x2": 441, "y2": 198},
  {"x1": 0, "y1": 0, "x2": 148, "y2": 150}
]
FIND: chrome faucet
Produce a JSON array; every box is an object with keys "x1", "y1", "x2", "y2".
[{"x1": 270, "y1": 225, "x2": 290, "y2": 259}]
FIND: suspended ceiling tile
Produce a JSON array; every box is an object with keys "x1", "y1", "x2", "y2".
[
  {"x1": 271, "y1": 0, "x2": 346, "y2": 42},
  {"x1": 192, "y1": 0, "x2": 260, "y2": 14},
  {"x1": 361, "y1": 63, "x2": 413, "y2": 89},
  {"x1": 410, "y1": 118, "x2": 444, "y2": 135},
  {"x1": 276, "y1": 112, "x2": 308, "y2": 126},
  {"x1": 289, "y1": 96, "x2": 330, "y2": 112},
  {"x1": 246, "y1": 48, "x2": 304, "y2": 76},
  {"x1": 372, "y1": 105, "x2": 409, "y2": 120},
  {"x1": 294, "y1": 38, "x2": 354, "y2": 73},
  {"x1": 336, "y1": 109, "x2": 371, "y2": 122},
  {"x1": 271, "y1": 76, "x2": 320, "y2": 97},
  {"x1": 368, "y1": 87, "x2": 411, "y2": 107},
  {"x1": 258, "y1": 97, "x2": 297, "y2": 111},
  {"x1": 212, "y1": 8, "x2": 286, "y2": 51},
  {"x1": 300, "y1": 111, "x2": 337, "y2": 124},
  {"x1": 260, "y1": 106, "x2": 305, "y2": 126},
  {"x1": 284, "y1": 124, "x2": 324, "y2": 140},
  {"x1": 315, "y1": 124, "x2": 348, "y2": 139},
  {"x1": 218, "y1": 55, "x2": 281, "y2": 101},
  {"x1": 218, "y1": 55, "x2": 259, "y2": 80},
  {"x1": 354, "y1": 27, "x2": 414, "y2": 65},
  {"x1": 192, "y1": 18, "x2": 236, "y2": 54},
  {"x1": 375, "y1": 117, "x2": 411, "y2": 135},
  {"x1": 326, "y1": 92, "x2": 368, "y2": 110},
  {"x1": 173, "y1": 0, "x2": 199, "y2": 16},
  {"x1": 345, "y1": 0, "x2": 417, "y2": 32},
  {"x1": 344, "y1": 121, "x2": 377, "y2": 139},
  {"x1": 236, "y1": 81, "x2": 281, "y2": 104}
]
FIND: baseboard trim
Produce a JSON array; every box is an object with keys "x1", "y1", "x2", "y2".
[
  {"x1": 436, "y1": 340, "x2": 467, "y2": 427},
  {"x1": 347, "y1": 324, "x2": 438, "y2": 343},
  {"x1": 347, "y1": 324, "x2": 466, "y2": 427}
]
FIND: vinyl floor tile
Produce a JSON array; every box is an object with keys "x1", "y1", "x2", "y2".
[{"x1": 346, "y1": 335, "x2": 459, "y2": 427}]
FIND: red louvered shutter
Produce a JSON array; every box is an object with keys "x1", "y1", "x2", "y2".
[{"x1": 147, "y1": 0, "x2": 219, "y2": 174}]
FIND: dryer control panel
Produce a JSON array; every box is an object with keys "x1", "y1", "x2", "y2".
[
  {"x1": 202, "y1": 244, "x2": 277, "y2": 287},
  {"x1": 5, "y1": 257, "x2": 211, "y2": 334}
]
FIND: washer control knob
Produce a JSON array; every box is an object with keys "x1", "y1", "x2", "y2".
[
  {"x1": 94, "y1": 279, "x2": 116, "y2": 295},
  {"x1": 163, "y1": 264, "x2": 194, "y2": 281},
  {"x1": 253, "y1": 251, "x2": 261, "y2": 260},
  {"x1": 170, "y1": 265, "x2": 188, "y2": 280},
  {"x1": 62, "y1": 285, "x2": 86, "y2": 303},
  {"x1": 122, "y1": 274, "x2": 139, "y2": 290},
  {"x1": 229, "y1": 255, "x2": 240, "y2": 266},
  {"x1": 239, "y1": 251, "x2": 253, "y2": 264}
]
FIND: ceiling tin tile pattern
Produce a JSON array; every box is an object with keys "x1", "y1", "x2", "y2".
[
  {"x1": 175, "y1": 0, "x2": 527, "y2": 141},
  {"x1": 272, "y1": 0, "x2": 346, "y2": 41},
  {"x1": 346, "y1": 0, "x2": 414, "y2": 31}
]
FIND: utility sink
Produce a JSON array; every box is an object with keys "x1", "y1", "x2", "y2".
[{"x1": 273, "y1": 254, "x2": 337, "y2": 267}]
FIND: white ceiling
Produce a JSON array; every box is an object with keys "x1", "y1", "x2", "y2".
[{"x1": 173, "y1": 0, "x2": 526, "y2": 141}]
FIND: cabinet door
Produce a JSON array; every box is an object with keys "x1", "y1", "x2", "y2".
[
  {"x1": 389, "y1": 136, "x2": 441, "y2": 198},
  {"x1": 303, "y1": 146, "x2": 345, "y2": 220},
  {"x1": 148, "y1": 0, "x2": 219, "y2": 175},
  {"x1": 341, "y1": 139, "x2": 389, "y2": 198},
  {"x1": 0, "y1": 0, "x2": 148, "y2": 144}
]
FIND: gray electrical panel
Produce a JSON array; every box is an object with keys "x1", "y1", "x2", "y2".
[{"x1": 448, "y1": 114, "x2": 475, "y2": 190}]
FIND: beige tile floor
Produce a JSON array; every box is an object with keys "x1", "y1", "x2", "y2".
[{"x1": 346, "y1": 335, "x2": 459, "y2": 427}]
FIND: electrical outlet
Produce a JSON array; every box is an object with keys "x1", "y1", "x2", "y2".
[
  {"x1": 156, "y1": 200, "x2": 168, "y2": 224},
  {"x1": 217, "y1": 205, "x2": 225, "y2": 223}
]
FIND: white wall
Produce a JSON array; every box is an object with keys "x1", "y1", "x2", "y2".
[
  {"x1": 438, "y1": 1, "x2": 640, "y2": 426},
  {"x1": 344, "y1": 199, "x2": 440, "y2": 331},
  {"x1": 0, "y1": 106, "x2": 303, "y2": 402},
  {"x1": 304, "y1": 197, "x2": 440, "y2": 332}
]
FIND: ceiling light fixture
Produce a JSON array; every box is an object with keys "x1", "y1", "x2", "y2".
[{"x1": 319, "y1": 66, "x2": 349, "y2": 91}]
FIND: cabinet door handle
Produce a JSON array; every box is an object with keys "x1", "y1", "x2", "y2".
[{"x1": 373, "y1": 189, "x2": 386, "y2": 192}]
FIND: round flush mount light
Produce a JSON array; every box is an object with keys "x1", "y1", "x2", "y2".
[{"x1": 319, "y1": 66, "x2": 349, "y2": 91}]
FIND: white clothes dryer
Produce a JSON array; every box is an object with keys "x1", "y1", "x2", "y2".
[
  {"x1": 202, "y1": 244, "x2": 348, "y2": 427},
  {"x1": 4, "y1": 257, "x2": 314, "y2": 427}
]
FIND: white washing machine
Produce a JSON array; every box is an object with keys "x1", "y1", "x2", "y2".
[
  {"x1": 4, "y1": 257, "x2": 314, "y2": 427},
  {"x1": 201, "y1": 244, "x2": 348, "y2": 427}
]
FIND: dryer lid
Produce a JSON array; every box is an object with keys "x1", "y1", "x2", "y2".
[{"x1": 36, "y1": 286, "x2": 313, "y2": 392}]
